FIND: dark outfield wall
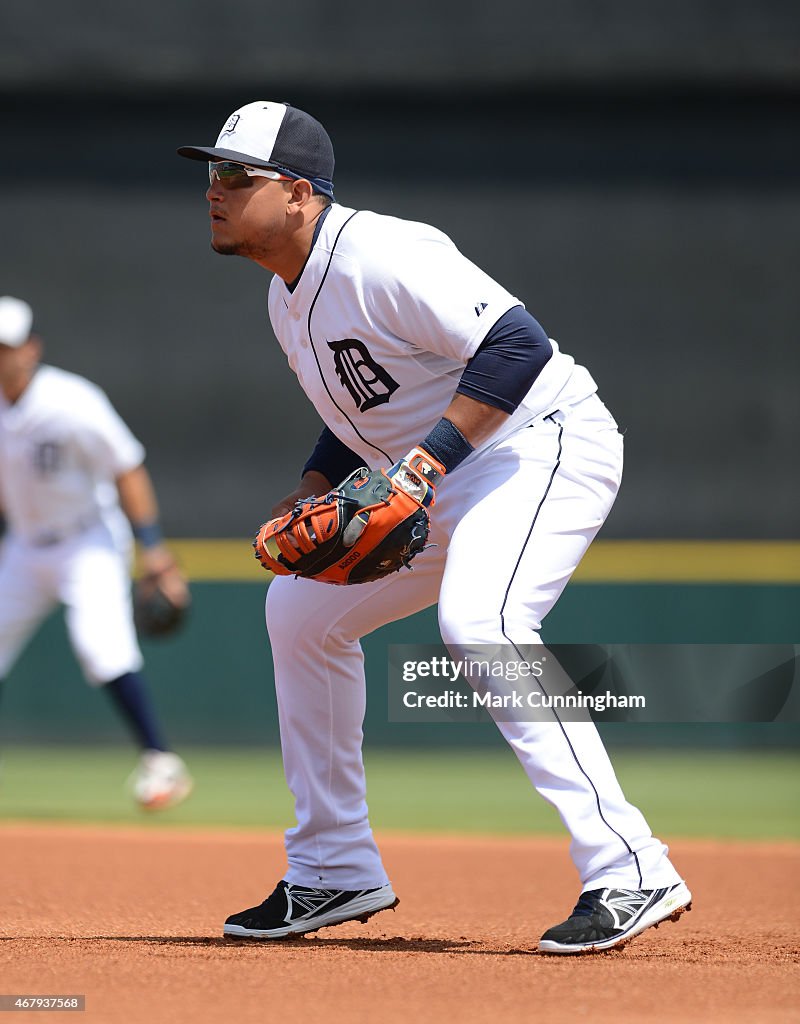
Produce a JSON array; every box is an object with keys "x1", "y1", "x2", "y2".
[
  {"x1": 1, "y1": 0, "x2": 798, "y2": 537},
  {"x1": 2, "y1": 90, "x2": 797, "y2": 538},
  {"x1": 2, "y1": 1, "x2": 798, "y2": 91}
]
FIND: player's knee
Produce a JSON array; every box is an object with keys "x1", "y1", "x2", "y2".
[
  {"x1": 438, "y1": 602, "x2": 501, "y2": 646},
  {"x1": 438, "y1": 602, "x2": 541, "y2": 647}
]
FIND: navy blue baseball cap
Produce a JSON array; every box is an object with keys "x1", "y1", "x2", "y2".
[{"x1": 178, "y1": 100, "x2": 335, "y2": 199}]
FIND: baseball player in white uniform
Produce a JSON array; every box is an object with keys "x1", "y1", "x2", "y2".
[
  {"x1": 179, "y1": 102, "x2": 692, "y2": 952},
  {"x1": 0, "y1": 296, "x2": 192, "y2": 809}
]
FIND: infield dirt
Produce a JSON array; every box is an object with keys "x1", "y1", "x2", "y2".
[{"x1": 3, "y1": 824, "x2": 799, "y2": 1023}]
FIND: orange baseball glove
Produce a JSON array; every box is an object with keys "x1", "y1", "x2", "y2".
[{"x1": 253, "y1": 459, "x2": 440, "y2": 585}]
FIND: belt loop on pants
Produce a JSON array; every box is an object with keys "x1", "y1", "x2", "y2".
[{"x1": 30, "y1": 515, "x2": 97, "y2": 548}]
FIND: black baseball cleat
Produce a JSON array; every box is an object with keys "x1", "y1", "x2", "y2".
[
  {"x1": 223, "y1": 880, "x2": 399, "y2": 939},
  {"x1": 538, "y1": 881, "x2": 692, "y2": 954}
]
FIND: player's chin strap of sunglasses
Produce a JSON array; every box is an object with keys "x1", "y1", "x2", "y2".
[{"x1": 208, "y1": 160, "x2": 335, "y2": 199}]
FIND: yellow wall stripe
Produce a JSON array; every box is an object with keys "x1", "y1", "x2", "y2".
[
  {"x1": 156, "y1": 539, "x2": 800, "y2": 584},
  {"x1": 572, "y1": 541, "x2": 800, "y2": 583},
  {"x1": 164, "y1": 540, "x2": 267, "y2": 582}
]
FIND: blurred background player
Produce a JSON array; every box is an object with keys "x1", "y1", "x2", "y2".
[{"x1": 0, "y1": 296, "x2": 192, "y2": 809}]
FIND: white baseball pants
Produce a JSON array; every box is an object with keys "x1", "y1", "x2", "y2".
[
  {"x1": 0, "y1": 522, "x2": 143, "y2": 685},
  {"x1": 266, "y1": 394, "x2": 682, "y2": 891}
]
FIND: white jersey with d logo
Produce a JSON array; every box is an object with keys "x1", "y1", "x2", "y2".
[
  {"x1": 263, "y1": 203, "x2": 682, "y2": 898},
  {"x1": 268, "y1": 204, "x2": 596, "y2": 467},
  {"x1": 0, "y1": 366, "x2": 144, "y2": 684}
]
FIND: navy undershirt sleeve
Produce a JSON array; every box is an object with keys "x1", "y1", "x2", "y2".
[
  {"x1": 456, "y1": 306, "x2": 553, "y2": 415},
  {"x1": 302, "y1": 427, "x2": 366, "y2": 485}
]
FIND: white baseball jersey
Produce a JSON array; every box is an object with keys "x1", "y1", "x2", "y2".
[
  {"x1": 0, "y1": 365, "x2": 144, "y2": 547},
  {"x1": 268, "y1": 204, "x2": 597, "y2": 466},
  {"x1": 261, "y1": 203, "x2": 682, "y2": 899},
  {"x1": 0, "y1": 365, "x2": 145, "y2": 684}
]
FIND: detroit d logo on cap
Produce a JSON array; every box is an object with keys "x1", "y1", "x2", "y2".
[{"x1": 221, "y1": 114, "x2": 240, "y2": 136}]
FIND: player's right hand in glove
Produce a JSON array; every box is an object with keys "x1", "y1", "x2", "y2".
[
  {"x1": 252, "y1": 447, "x2": 445, "y2": 585},
  {"x1": 270, "y1": 471, "x2": 333, "y2": 519}
]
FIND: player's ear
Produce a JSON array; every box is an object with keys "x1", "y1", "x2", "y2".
[
  {"x1": 24, "y1": 335, "x2": 43, "y2": 367},
  {"x1": 286, "y1": 178, "x2": 315, "y2": 214}
]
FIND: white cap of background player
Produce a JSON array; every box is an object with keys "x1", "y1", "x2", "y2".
[
  {"x1": 0, "y1": 296, "x2": 34, "y2": 348},
  {"x1": 177, "y1": 100, "x2": 336, "y2": 199}
]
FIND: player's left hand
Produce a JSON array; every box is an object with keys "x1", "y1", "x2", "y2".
[
  {"x1": 140, "y1": 547, "x2": 190, "y2": 606},
  {"x1": 252, "y1": 465, "x2": 433, "y2": 585},
  {"x1": 134, "y1": 548, "x2": 191, "y2": 636},
  {"x1": 385, "y1": 446, "x2": 446, "y2": 508}
]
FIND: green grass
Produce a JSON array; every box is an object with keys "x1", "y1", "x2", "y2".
[{"x1": 0, "y1": 746, "x2": 797, "y2": 840}]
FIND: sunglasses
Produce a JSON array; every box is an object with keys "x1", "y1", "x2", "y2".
[{"x1": 208, "y1": 161, "x2": 294, "y2": 189}]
